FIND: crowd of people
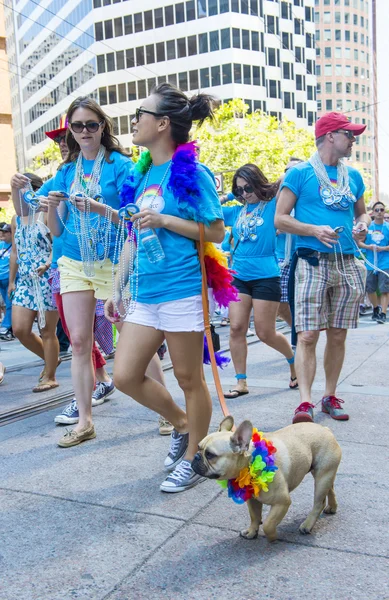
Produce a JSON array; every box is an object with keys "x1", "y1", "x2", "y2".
[{"x1": 0, "y1": 83, "x2": 388, "y2": 494}]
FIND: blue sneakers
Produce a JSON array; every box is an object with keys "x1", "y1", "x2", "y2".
[
  {"x1": 91, "y1": 380, "x2": 115, "y2": 406},
  {"x1": 54, "y1": 399, "x2": 79, "y2": 425}
]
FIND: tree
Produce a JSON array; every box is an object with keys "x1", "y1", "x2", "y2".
[
  {"x1": 195, "y1": 99, "x2": 316, "y2": 190},
  {"x1": 31, "y1": 141, "x2": 62, "y2": 176}
]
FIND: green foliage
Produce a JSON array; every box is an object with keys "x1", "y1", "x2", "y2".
[
  {"x1": 195, "y1": 99, "x2": 316, "y2": 190},
  {"x1": 31, "y1": 141, "x2": 62, "y2": 176},
  {"x1": 0, "y1": 201, "x2": 15, "y2": 223}
]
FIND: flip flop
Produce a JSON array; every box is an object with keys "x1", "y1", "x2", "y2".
[
  {"x1": 224, "y1": 389, "x2": 249, "y2": 399},
  {"x1": 289, "y1": 377, "x2": 299, "y2": 390},
  {"x1": 0, "y1": 364, "x2": 5, "y2": 385},
  {"x1": 39, "y1": 358, "x2": 62, "y2": 382},
  {"x1": 32, "y1": 381, "x2": 60, "y2": 393}
]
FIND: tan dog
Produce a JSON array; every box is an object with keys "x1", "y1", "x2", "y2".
[{"x1": 192, "y1": 416, "x2": 342, "y2": 542}]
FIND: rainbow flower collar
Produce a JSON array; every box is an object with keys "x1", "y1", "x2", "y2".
[{"x1": 217, "y1": 429, "x2": 278, "y2": 504}]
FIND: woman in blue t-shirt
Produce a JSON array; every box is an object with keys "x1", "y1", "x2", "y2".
[
  {"x1": 105, "y1": 83, "x2": 225, "y2": 493},
  {"x1": 222, "y1": 164, "x2": 297, "y2": 398},
  {"x1": 45, "y1": 97, "x2": 132, "y2": 448}
]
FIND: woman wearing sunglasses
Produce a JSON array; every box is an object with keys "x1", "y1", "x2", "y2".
[
  {"x1": 46, "y1": 97, "x2": 132, "y2": 447},
  {"x1": 105, "y1": 82, "x2": 225, "y2": 493},
  {"x1": 222, "y1": 164, "x2": 297, "y2": 399}
]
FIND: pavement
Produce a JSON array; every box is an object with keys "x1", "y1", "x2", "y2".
[{"x1": 0, "y1": 317, "x2": 388, "y2": 600}]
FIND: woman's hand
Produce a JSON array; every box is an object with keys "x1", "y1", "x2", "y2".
[
  {"x1": 11, "y1": 173, "x2": 31, "y2": 190},
  {"x1": 37, "y1": 263, "x2": 50, "y2": 277},
  {"x1": 8, "y1": 281, "x2": 16, "y2": 299},
  {"x1": 37, "y1": 197, "x2": 49, "y2": 213},
  {"x1": 104, "y1": 298, "x2": 121, "y2": 323},
  {"x1": 48, "y1": 191, "x2": 67, "y2": 209},
  {"x1": 131, "y1": 208, "x2": 166, "y2": 229}
]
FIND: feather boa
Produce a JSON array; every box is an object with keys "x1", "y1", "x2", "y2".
[{"x1": 119, "y1": 141, "x2": 239, "y2": 366}]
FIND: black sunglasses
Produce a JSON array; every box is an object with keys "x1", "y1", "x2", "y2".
[
  {"x1": 234, "y1": 184, "x2": 254, "y2": 196},
  {"x1": 69, "y1": 121, "x2": 104, "y2": 133},
  {"x1": 134, "y1": 108, "x2": 164, "y2": 122},
  {"x1": 54, "y1": 134, "x2": 66, "y2": 144},
  {"x1": 334, "y1": 129, "x2": 355, "y2": 140},
  {"x1": 374, "y1": 208, "x2": 385, "y2": 213}
]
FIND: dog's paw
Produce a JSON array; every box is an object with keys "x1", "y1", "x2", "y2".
[
  {"x1": 298, "y1": 523, "x2": 312, "y2": 535},
  {"x1": 323, "y1": 505, "x2": 337, "y2": 515},
  {"x1": 240, "y1": 528, "x2": 258, "y2": 540}
]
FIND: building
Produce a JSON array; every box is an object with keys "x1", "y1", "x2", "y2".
[
  {"x1": 0, "y1": 1, "x2": 16, "y2": 208},
  {"x1": 314, "y1": 0, "x2": 375, "y2": 184},
  {"x1": 5, "y1": 0, "x2": 317, "y2": 171}
]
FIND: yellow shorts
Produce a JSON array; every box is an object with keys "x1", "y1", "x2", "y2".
[{"x1": 58, "y1": 256, "x2": 115, "y2": 300}]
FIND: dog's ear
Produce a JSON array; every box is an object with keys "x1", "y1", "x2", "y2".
[
  {"x1": 230, "y1": 420, "x2": 253, "y2": 453},
  {"x1": 219, "y1": 415, "x2": 234, "y2": 432}
]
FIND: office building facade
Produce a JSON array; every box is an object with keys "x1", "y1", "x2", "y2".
[{"x1": 5, "y1": 0, "x2": 317, "y2": 170}]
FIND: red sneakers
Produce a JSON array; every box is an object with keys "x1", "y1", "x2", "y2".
[
  {"x1": 292, "y1": 402, "x2": 315, "y2": 424},
  {"x1": 321, "y1": 396, "x2": 349, "y2": 420}
]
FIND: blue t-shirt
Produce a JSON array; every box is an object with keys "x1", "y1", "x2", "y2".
[
  {"x1": 0, "y1": 240, "x2": 12, "y2": 280},
  {"x1": 364, "y1": 222, "x2": 389, "y2": 271},
  {"x1": 222, "y1": 198, "x2": 279, "y2": 280},
  {"x1": 50, "y1": 151, "x2": 132, "y2": 262},
  {"x1": 37, "y1": 176, "x2": 63, "y2": 269},
  {"x1": 281, "y1": 161, "x2": 365, "y2": 254},
  {"x1": 276, "y1": 232, "x2": 297, "y2": 261},
  {"x1": 131, "y1": 161, "x2": 223, "y2": 303}
]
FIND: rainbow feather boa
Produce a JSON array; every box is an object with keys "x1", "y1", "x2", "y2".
[{"x1": 217, "y1": 429, "x2": 278, "y2": 504}]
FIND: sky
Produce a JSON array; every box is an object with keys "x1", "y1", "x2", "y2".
[{"x1": 376, "y1": 0, "x2": 389, "y2": 199}]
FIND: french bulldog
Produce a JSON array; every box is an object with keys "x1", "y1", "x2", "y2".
[{"x1": 192, "y1": 416, "x2": 342, "y2": 542}]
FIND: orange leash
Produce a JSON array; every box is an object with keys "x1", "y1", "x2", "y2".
[{"x1": 197, "y1": 224, "x2": 230, "y2": 417}]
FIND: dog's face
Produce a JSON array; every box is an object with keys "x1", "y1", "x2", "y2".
[{"x1": 192, "y1": 416, "x2": 253, "y2": 480}]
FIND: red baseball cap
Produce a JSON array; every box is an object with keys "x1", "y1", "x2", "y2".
[
  {"x1": 315, "y1": 112, "x2": 366, "y2": 139},
  {"x1": 45, "y1": 114, "x2": 68, "y2": 140}
]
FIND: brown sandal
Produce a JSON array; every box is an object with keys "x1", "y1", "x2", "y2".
[{"x1": 32, "y1": 381, "x2": 59, "y2": 393}]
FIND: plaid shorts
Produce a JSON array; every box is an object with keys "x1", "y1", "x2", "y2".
[
  {"x1": 294, "y1": 255, "x2": 366, "y2": 333},
  {"x1": 278, "y1": 259, "x2": 290, "y2": 303}
]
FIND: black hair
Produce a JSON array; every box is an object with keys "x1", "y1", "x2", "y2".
[
  {"x1": 151, "y1": 82, "x2": 218, "y2": 145},
  {"x1": 23, "y1": 172, "x2": 44, "y2": 191},
  {"x1": 289, "y1": 157, "x2": 303, "y2": 163},
  {"x1": 232, "y1": 164, "x2": 279, "y2": 202},
  {"x1": 372, "y1": 201, "x2": 385, "y2": 211}
]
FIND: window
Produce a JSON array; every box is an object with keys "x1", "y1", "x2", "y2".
[
  {"x1": 296, "y1": 74, "x2": 303, "y2": 90},
  {"x1": 335, "y1": 64, "x2": 342, "y2": 75},
  {"x1": 119, "y1": 116, "x2": 128, "y2": 135},
  {"x1": 294, "y1": 18, "x2": 302, "y2": 34},
  {"x1": 345, "y1": 65, "x2": 351, "y2": 76},
  {"x1": 281, "y1": 2, "x2": 289, "y2": 19},
  {"x1": 243, "y1": 64, "x2": 251, "y2": 85},
  {"x1": 200, "y1": 67, "x2": 209, "y2": 88},
  {"x1": 269, "y1": 79, "x2": 277, "y2": 98},
  {"x1": 179, "y1": 71, "x2": 188, "y2": 91},
  {"x1": 307, "y1": 85, "x2": 314, "y2": 100},
  {"x1": 168, "y1": 74, "x2": 177, "y2": 87},
  {"x1": 146, "y1": 44, "x2": 155, "y2": 64},
  {"x1": 137, "y1": 80, "x2": 146, "y2": 99},
  {"x1": 308, "y1": 111, "x2": 314, "y2": 127},
  {"x1": 325, "y1": 82, "x2": 332, "y2": 93},
  {"x1": 186, "y1": 1, "x2": 195, "y2": 20},
  {"x1": 210, "y1": 30, "x2": 220, "y2": 51},
  {"x1": 316, "y1": 64, "x2": 321, "y2": 77},
  {"x1": 324, "y1": 64, "x2": 332, "y2": 76},
  {"x1": 296, "y1": 102, "x2": 303, "y2": 118},
  {"x1": 354, "y1": 32, "x2": 358, "y2": 43},
  {"x1": 188, "y1": 35, "x2": 197, "y2": 55},
  {"x1": 106, "y1": 53, "x2": 115, "y2": 71},
  {"x1": 117, "y1": 51, "x2": 124, "y2": 70},
  {"x1": 176, "y1": 3, "x2": 185, "y2": 22},
  {"x1": 252, "y1": 31, "x2": 259, "y2": 51},
  {"x1": 335, "y1": 30, "x2": 341, "y2": 41},
  {"x1": 234, "y1": 63, "x2": 242, "y2": 84},
  {"x1": 144, "y1": 11, "x2": 153, "y2": 30},
  {"x1": 324, "y1": 30, "x2": 331, "y2": 41},
  {"x1": 336, "y1": 99, "x2": 343, "y2": 111},
  {"x1": 220, "y1": 0, "x2": 229, "y2": 12},
  {"x1": 267, "y1": 15, "x2": 275, "y2": 34},
  {"x1": 126, "y1": 49, "x2": 134, "y2": 68},
  {"x1": 156, "y1": 43, "x2": 165, "y2": 62},
  {"x1": 97, "y1": 55, "x2": 105, "y2": 73},
  {"x1": 134, "y1": 13, "x2": 143, "y2": 32},
  {"x1": 253, "y1": 65, "x2": 260, "y2": 86},
  {"x1": 165, "y1": 5, "x2": 174, "y2": 25},
  {"x1": 295, "y1": 46, "x2": 303, "y2": 62},
  {"x1": 345, "y1": 30, "x2": 350, "y2": 41},
  {"x1": 222, "y1": 63, "x2": 232, "y2": 84},
  {"x1": 104, "y1": 20, "x2": 113, "y2": 39},
  {"x1": 344, "y1": 12, "x2": 350, "y2": 23},
  {"x1": 306, "y1": 33, "x2": 313, "y2": 48},
  {"x1": 334, "y1": 47, "x2": 342, "y2": 58},
  {"x1": 136, "y1": 47, "x2": 145, "y2": 66},
  {"x1": 221, "y1": 28, "x2": 231, "y2": 49},
  {"x1": 335, "y1": 11, "x2": 341, "y2": 23},
  {"x1": 283, "y1": 62, "x2": 292, "y2": 79},
  {"x1": 189, "y1": 69, "x2": 199, "y2": 89},
  {"x1": 282, "y1": 31, "x2": 290, "y2": 49},
  {"x1": 177, "y1": 38, "x2": 186, "y2": 57},
  {"x1": 209, "y1": 0, "x2": 218, "y2": 15},
  {"x1": 268, "y1": 48, "x2": 277, "y2": 66},
  {"x1": 114, "y1": 17, "x2": 123, "y2": 37},
  {"x1": 353, "y1": 14, "x2": 358, "y2": 25},
  {"x1": 325, "y1": 47, "x2": 332, "y2": 58},
  {"x1": 199, "y1": 33, "x2": 208, "y2": 53},
  {"x1": 232, "y1": 28, "x2": 240, "y2": 48},
  {"x1": 95, "y1": 22, "x2": 104, "y2": 41},
  {"x1": 124, "y1": 15, "x2": 132, "y2": 35},
  {"x1": 128, "y1": 82, "x2": 136, "y2": 101},
  {"x1": 354, "y1": 49, "x2": 358, "y2": 60},
  {"x1": 326, "y1": 99, "x2": 333, "y2": 110},
  {"x1": 284, "y1": 91, "x2": 292, "y2": 109},
  {"x1": 323, "y1": 12, "x2": 331, "y2": 23},
  {"x1": 108, "y1": 85, "x2": 117, "y2": 104},
  {"x1": 242, "y1": 30, "x2": 250, "y2": 50},
  {"x1": 167, "y1": 40, "x2": 176, "y2": 60},
  {"x1": 118, "y1": 83, "x2": 126, "y2": 102},
  {"x1": 211, "y1": 65, "x2": 221, "y2": 86},
  {"x1": 99, "y1": 87, "x2": 107, "y2": 105},
  {"x1": 154, "y1": 8, "x2": 163, "y2": 28},
  {"x1": 346, "y1": 82, "x2": 352, "y2": 93}
]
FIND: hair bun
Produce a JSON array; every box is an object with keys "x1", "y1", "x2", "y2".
[{"x1": 189, "y1": 94, "x2": 218, "y2": 124}]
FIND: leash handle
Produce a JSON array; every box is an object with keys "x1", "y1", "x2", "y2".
[{"x1": 197, "y1": 223, "x2": 230, "y2": 417}]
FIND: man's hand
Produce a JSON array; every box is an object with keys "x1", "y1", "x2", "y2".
[
  {"x1": 313, "y1": 225, "x2": 339, "y2": 248},
  {"x1": 353, "y1": 222, "x2": 368, "y2": 243}
]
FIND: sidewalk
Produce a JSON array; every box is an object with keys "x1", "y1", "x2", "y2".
[{"x1": 0, "y1": 318, "x2": 388, "y2": 600}]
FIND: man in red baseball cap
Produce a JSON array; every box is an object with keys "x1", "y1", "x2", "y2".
[
  {"x1": 45, "y1": 114, "x2": 69, "y2": 161},
  {"x1": 275, "y1": 112, "x2": 370, "y2": 424}
]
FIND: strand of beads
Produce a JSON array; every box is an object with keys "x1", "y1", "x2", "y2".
[
  {"x1": 309, "y1": 152, "x2": 356, "y2": 211},
  {"x1": 236, "y1": 201, "x2": 266, "y2": 242}
]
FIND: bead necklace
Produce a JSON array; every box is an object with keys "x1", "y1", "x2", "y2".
[
  {"x1": 236, "y1": 201, "x2": 267, "y2": 242},
  {"x1": 113, "y1": 160, "x2": 171, "y2": 318},
  {"x1": 309, "y1": 151, "x2": 356, "y2": 211}
]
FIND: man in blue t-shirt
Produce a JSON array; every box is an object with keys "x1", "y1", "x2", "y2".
[
  {"x1": 0, "y1": 223, "x2": 14, "y2": 340},
  {"x1": 358, "y1": 201, "x2": 389, "y2": 324},
  {"x1": 276, "y1": 112, "x2": 370, "y2": 424}
]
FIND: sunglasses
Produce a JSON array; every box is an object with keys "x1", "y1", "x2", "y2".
[
  {"x1": 234, "y1": 184, "x2": 254, "y2": 196},
  {"x1": 134, "y1": 108, "x2": 164, "y2": 122},
  {"x1": 54, "y1": 135, "x2": 66, "y2": 144},
  {"x1": 374, "y1": 208, "x2": 385, "y2": 213},
  {"x1": 334, "y1": 130, "x2": 355, "y2": 140},
  {"x1": 69, "y1": 121, "x2": 104, "y2": 133}
]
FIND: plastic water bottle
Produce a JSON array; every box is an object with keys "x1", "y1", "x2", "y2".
[{"x1": 139, "y1": 228, "x2": 165, "y2": 263}]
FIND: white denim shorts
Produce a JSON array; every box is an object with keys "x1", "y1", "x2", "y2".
[{"x1": 124, "y1": 294, "x2": 209, "y2": 332}]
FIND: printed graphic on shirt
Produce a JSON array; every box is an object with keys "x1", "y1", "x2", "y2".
[
  {"x1": 370, "y1": 229, "x2": 385, "y2": 244},
  {"x1": 136, "y1": 184, "x2": 165, "y2": 213},
  {"x1": 319, "y1": 177, "x2": 356, "y2": 211}
]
